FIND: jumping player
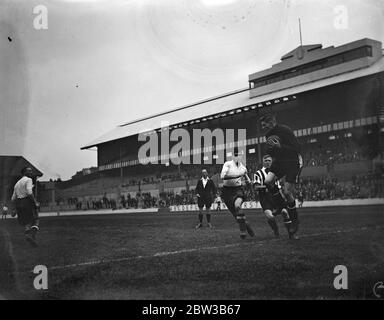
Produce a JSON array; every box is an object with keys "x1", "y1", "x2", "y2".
[
  {"x1": 260, "y1": 113, "x2": 303, "y2": 238},
  {"x1": 253, "y1": 154, "x2": 293, "y2": 238},
  {"x1": 220, "y1": 151, "x2": 255, "y2": 239}
]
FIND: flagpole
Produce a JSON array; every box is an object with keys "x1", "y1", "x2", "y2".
[{"x1": 299, "y1": 18, "x2": 303, "y2": 46}]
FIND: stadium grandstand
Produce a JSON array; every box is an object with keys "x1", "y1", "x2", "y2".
[{"x1": 39, "y1": 38, "x2": 384, "y2": 211}]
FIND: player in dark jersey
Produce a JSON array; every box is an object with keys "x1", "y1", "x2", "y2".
[
  {"x1": 253, "y1": 155, "x2": 293, "y2": 238},
  {"x1": 259, "y1": 113, "x2": 303, "y2": 238}
]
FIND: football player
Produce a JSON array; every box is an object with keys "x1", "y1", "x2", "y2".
[
  {"x1": 220, "y1": 150, "x2": 255, "y2": 239},
  {"x1": 260, "y1": 113, "x2": 303, "y2": 238},
  {"x1": 253, "y1": 154, "x2": 293, "y2": 238}
]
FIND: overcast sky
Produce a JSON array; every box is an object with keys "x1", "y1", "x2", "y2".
[{"x1": 0, "y1": 0, "x2": 383, "y2": 180}]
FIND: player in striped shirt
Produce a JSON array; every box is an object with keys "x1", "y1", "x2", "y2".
[{"x1": 253, "y1": 155, "x2": 295, "y2": 239}]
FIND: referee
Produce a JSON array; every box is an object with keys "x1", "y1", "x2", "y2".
[
  {"x1": 195, "y1": 169, "x2": 217, "y2": 229},
  {"x1": 11, "y1": 167, "x2": 40, "y2": 247}
]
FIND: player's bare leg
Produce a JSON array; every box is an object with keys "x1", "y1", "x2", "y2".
[
  {"x1": 265, "y1": 172, "x2": 287, "y2": 215},
  {"x1": 233, "y1": 198, "x2": 254, "y2": 239},
  {"x1": 24, "y1": 224, "x2": 37, "y2": 247},
  {"x1": 27, "y1": 210, "x2": 40, "y2": 246},
  {"x1": 283, "y1": 181, "x2": 299, "y2": 238},
  {"x1": 265, "y1": 172, "x2": 297, "y2": 238},
  {"x1": 281, "y1": 208, "x2": 294, "y2": 237},
  {"x1": 195, "y1": 207, "x2": 203, "y2": 229},
  {"x1": 205, "y1": 207, "x2": 213, "y2": 228},
  {"x1": 265, "y1": 209, "x2": 279, "y2": 238}
]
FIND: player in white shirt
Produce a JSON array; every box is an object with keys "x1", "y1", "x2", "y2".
[
  {"x1": 11, "y1": 167, "x2": 40, "y2": 246},
  {"x1": 220, "y1": 151, "x2": 255, "y2": 239}
]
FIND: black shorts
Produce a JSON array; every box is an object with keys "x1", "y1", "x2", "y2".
[
  {"x1": 198, "y1": 196, "x2": 213, "y2": 209},
  {"x1": 269, "y1": 155, "x2": 303, "y2": 184},
  {"x1": 15, "y1": 198, "x2": 38, "y2": 226},
  {"x1": 222, "y1": 186, "x2": 245, "y2": 211},
  {"x1": 259, "y1": 192, "x2": 275, "y2": 212}
]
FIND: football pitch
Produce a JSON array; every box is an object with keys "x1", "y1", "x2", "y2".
[{"x1": 1, "y1": 205, "x2": 383, "y2": 300}]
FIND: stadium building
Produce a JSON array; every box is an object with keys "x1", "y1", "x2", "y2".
[{"x1": 53, "y1": 38, "x2": 384, "y2": 208}]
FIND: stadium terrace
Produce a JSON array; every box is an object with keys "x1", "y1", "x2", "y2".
[
  {"x1": 137, "y1": 127, "x2": 247, "y2": 165},
  {"x1": 36, "y1": 37, "x2": 383, "y2": 207}
]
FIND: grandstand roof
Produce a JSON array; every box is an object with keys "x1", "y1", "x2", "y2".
[
  {"x1": 249, "y1": 38, "x2": 381, "y2": 81},
  {"x1": 81, "y1": 39, "x2": 384, "y2": 150},
  {"x1": 0, "y1": 156, "x2": 43, "y2": 177}
]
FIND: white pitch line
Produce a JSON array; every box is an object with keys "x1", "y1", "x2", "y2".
[{"x1": 44, "y1": 225, "x2": 383, "y2": 272}]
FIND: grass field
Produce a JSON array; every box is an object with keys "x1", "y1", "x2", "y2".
[{"x1": 1, "y1": 205, "x2": 383, "y2": 300}]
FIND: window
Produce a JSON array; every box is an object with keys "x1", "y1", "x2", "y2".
[
  {"x1": 329, "y1": 135, "x2": 336, "y2": 140},
  {"x1": 366, "y1": 46, "x2": 373, "y2": 56},
  {"x1": 249, "y1": 148, "x2": 256, "y2": 154},
  {"x1": 313, "y1": 127, "x2": 318, "y2": 134},
  {"x1": 355, "y1": 119, "x2": 361, "y2": 126}
]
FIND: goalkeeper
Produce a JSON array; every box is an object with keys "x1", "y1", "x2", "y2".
[{"x1": 259, "y1": 113, "x2": 303, "y2": 238}]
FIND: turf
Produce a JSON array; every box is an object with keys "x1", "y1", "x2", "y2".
[{"x1": 0, "y1": 205, "x2": 383, "y2": 300}]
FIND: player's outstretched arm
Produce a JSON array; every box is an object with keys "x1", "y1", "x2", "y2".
[{"x1": 244, "y1": 173, "x2": 252, "y2": 185}]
